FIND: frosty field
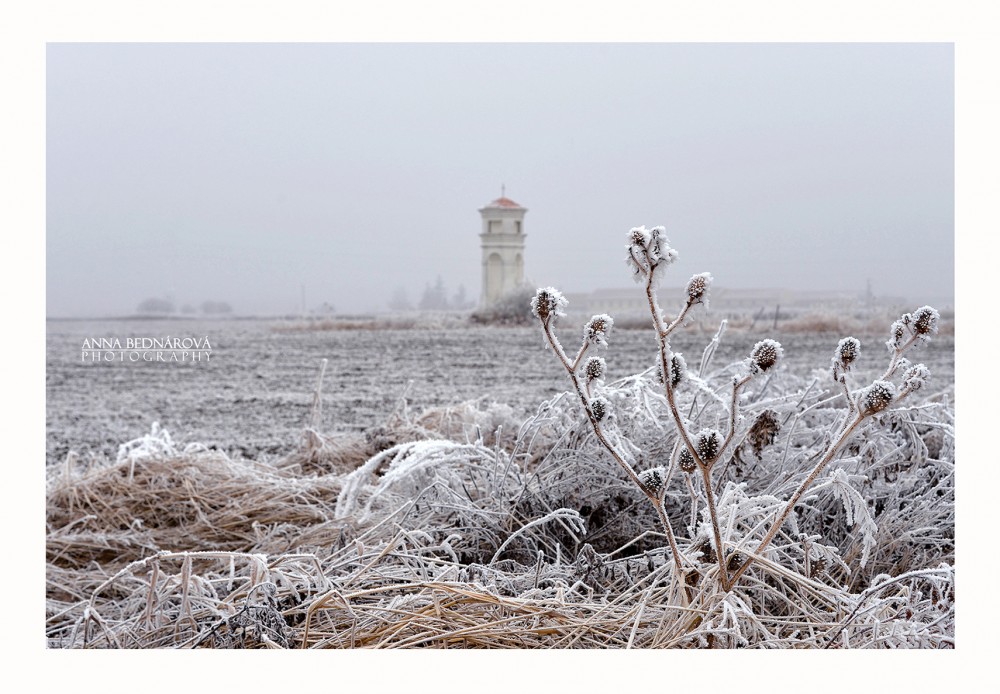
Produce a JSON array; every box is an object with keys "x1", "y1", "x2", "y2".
[
  {"x1": 46, "y1": 318, "x2": 954, "y2": 466},
  {"x1": 45, "y1": 315, "x2": 956, "y2": 649}
]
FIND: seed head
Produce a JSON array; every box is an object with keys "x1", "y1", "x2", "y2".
[
  {"x1": 747, "y1": 409, "x2": 780, "y2": 460},
  {"x1": 646, "y1": 226, "x2": 678, "y2": 267},
  {"x1": 590, "y1": 396, "x2": 610, "y2": 423},
  {"x1": 835, "y1": 336, "x2": 860, "y2": 368},
  {"x1": 530, "y1": 287, "x2": 568, "y2": 323},
  {"x1": 886, "y1": 320, "x2": 907, "y2": 351},
  {"x1": 685, "y1": 272, "x2": 713, "y2": 305},
  {"x1": 638, "y1": 466, "x2": 667, "y2": 496},
  {"x1": 695, "y1": 428, "x2": 722, "y2": 463},
  {"x1": 626, "y1": 226, "x2": 652, "y2": 280},
  {"x1": 902, "y1": 363, "x2": 931, "y2": 393},
  {"x1": 583, "y1": 356, "x2": 606, "y2": 382},
  {"x1": 678, "y1": 448, "x2": 696, "y2": 473},
  {"x1": 749, "y1": 339, "x2": 783, "y2": 375},
  {"x1": 628, "y1": 226, "x2": 651, "y2": 249},
  {"x1": 912, "y1": 306, "x2": 940, "y2": 336},
  {"x1": 584, "y1": 314, "x2": 614, "y2": 348},
  {"x1": 658, "y1": 352, "x2": 687, "y2": 389},
  {"x1": 626, "y1": 225, "x2": 677, "y2": 281},
  {"x1": 859, "y1": 380, "x2": 896, "y2": 416}
]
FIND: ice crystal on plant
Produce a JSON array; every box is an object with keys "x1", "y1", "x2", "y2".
[
  {"x1": 834, "y1": 337, "x2": 860, "y2": 369},
  {"x1": 749, "y1": 339, "x2": 783, "y2": 375},
  {"x1": 638, "y1": 466, "x2": 667, "y2": 496},
  {"x1": 678, "y1": 448, "x2": 696, "y2": 473},
  {"x1": 583, "y1": 356, "x2": 606, "y2": 383},
  {"x1": 646, "y1": 226, "x2": 677, "y2": 267},
  {"x1": 832, "y1": 336, "x2": 861, "y2": 380},
  {"x1": 670, "y1": 353, "x2": 687, "y2": 389},
  {"x1": 859, "y1": 380, "x2": 896, "y2": 416},
  {"x1": 628, "y1": 225, "x2": 651, "y2": 249},
  {"x1": 826, "y1": 469, "x2": 879, "y2": 568},
  {"x1": 887, "y1": 320, "x2": 907, "y2": 351},
  {"x1": 625, "y1": 226, "x2": 652, "y2": 281},
  {"x1": 685, "y1": 272, "x2": 713, "y2": 305},
  {"x1": 625, "y1": 225, "x2": 677, "y2": 284},
  {"x1": 912, "y1": 306, "x2": 940, "y2": 337},
  {"x1": 658, "y1": 352, "x2": 687, "y2": 389},
  {"x1": 584, "y1": 314, "x2": 614, "y2": 348},
  {"x1": 902, "y1": 363, "x2": 931, "y2": 393},
  {"x1": 886, "y1": 306, "x2": 940, "y2": 351},
  {"x1": 590, "y1": 396, "x2": 610, "y2": 422},
  {"x1": 530, "y1": 287, "x2": 568, "y2": 323},
  {"x1": 696, "y1": 428, "x2": 722, "y2": 463}
]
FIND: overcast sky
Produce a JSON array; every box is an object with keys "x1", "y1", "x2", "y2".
[{"x1": 46, "y1": 43, "x2": 953, "y2": 317}]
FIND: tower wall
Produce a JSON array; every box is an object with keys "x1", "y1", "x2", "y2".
[{"x1": 479, "y1": 198, "x2": 527, "y2": 306}]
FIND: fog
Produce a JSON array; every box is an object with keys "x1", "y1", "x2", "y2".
[{"x1": 46, "y1": 43, "x2": 953, "y2": 317}]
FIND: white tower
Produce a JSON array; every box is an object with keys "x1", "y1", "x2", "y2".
[{"x1": 479, "y1": 188, "x2": 527, "y2": 306}]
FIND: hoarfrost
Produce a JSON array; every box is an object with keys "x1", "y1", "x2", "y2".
[
  {"x1": 821, "y1": 469, "x2": 879, "y2": 568},
  {"x1": 584, "y1": 314, "x2": 614, "y2": 348},
  {"x1": 530, "y1": 287, "x2": 568, "y2": 323}
]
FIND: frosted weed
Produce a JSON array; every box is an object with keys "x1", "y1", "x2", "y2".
[{"x1": 533, "y1": 225, "x2": 945, "y2": 596}]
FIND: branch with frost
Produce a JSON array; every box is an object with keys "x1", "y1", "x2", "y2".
[
  {"x1": 531, "y1": 287, "x2": 688, "y2": 589},
  {"x1": 533, "y1": 223, "x2": 942, "y2": 599}
]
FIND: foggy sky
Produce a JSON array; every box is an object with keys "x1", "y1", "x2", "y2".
[{"x1": 46, "y1": 43, "x2": 954, "y2": 317}]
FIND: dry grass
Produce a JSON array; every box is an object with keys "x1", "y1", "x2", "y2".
[
  {"x1": 776, "y1": 312, "x2": 955, "y2": 337},
  {"x1": 272, "y1": 313, "x2": 470, "y2": 332}
]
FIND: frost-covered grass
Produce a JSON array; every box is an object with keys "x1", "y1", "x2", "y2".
[{"x1": 45, "y1": 371, "x2": 954, "y2": 648}]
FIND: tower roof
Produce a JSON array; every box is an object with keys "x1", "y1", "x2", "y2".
[{"x1": 483, "y1": 196, "x2": 525, "y2": 210}]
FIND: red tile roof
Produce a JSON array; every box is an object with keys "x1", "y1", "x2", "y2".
[{"x1": 484, "y1": 196, "x2": 525, "y2": 209}]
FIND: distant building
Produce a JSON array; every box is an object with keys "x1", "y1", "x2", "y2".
[
  {"x1": 564, "y1": 286, "x2": 907, "y2": 320},
  {"x1": 479, "y1": 190, "x2": 526, "y2": 306}
]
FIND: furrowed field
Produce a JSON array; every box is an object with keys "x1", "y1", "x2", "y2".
[{"x1": 46, "y1": 318, "x2": 955, "y2": 465}]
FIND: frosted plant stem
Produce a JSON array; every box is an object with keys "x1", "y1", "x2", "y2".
[
  {"x1": 719, "y1": 375, "x2": 752, "y2": 458},
  {"x1": 540, "y1": 316, "x2": 687, "y2": 583},
  {"x1": 541, "y1": 318, "x2": 645, "y2": 490},
  {"x1": 699, "y1": 463, "x2": 730, "y2": 591},
  {"x1": 652, "y1": 333, "x2": 724, "y2": 589},
  {"x1": 685, "y1": 474, "x2": 699, "y2": 531},
  {"x1": 727, "y1": 413, "x2": 865, "y2": 589},
  {"x1": 655, "y1": 496, "x2": 688, "y2": 593},
  {"x1": 883, "y1": 334, "x2": 919, "y2": 380},
  {"x1": 641, "y1": 260, "x2": 730, "y2": 590}
]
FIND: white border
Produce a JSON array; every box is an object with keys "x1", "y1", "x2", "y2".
[{"x1": 8, "y1": 1, "x2": 993, "y2": 691}]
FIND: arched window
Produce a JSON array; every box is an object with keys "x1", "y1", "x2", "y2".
[{"x1": 487, "y1": 253, "x2": 504, "y2": 302}]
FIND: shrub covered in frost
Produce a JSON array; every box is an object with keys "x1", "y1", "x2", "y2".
[
  {"x1": 532, "y1": 224, "x2": 945, "y2": 599},
  {"x1": 468, "y1": 284, "x2": 537, "y2": 326}
]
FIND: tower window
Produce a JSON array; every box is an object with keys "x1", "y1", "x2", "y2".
[{"x1": 515, "y1": 220, "x2": 522, "y2": 234}]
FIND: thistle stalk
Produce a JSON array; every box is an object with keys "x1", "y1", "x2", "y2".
[
  {"x1": 727, "y1": 412, "x2": 865, "y2": 587},
  {"x1": 537, "y1": 311, "x2": 687, "y2": 582},
  {"x1": 533, "y1": 227, "x2": 940, "y2": 600}
]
